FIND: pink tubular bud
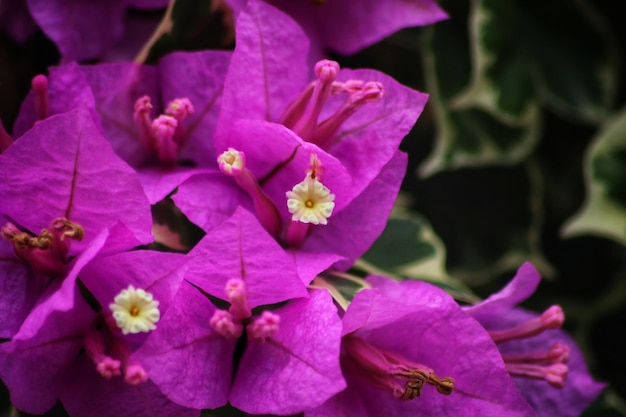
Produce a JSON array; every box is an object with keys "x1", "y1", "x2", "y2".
[
  {"x1": 548, "y1": 342, "x2": 570, "y2": 363},
  {"x1": 502, "y1": 343, "x2": 571, "y2": 366},
  {"x1": 133, "y1": 95, "x2": 157, "y2": 154},
  {"x1": 210, "y1": 309, "x2": 243, "y2": 341},
  {"x1": 84, "y1": 324, "x2": 122, "y2": 379},
  {"x1": 247, "y1": 311, "x2": 280, "y2": 343},
  {"x1": 32, "y1": 74, "x2": 49, "y2": 121},
  {"x1": 285, "y1": 220, "x2": 311, "y2": 249},
  {"x1": 489, "y1": 305, "x2": 566, "y2": 344},
  {"x1": 218, "y1": 148, "x2": 283, "y2": 239},
  {"x1": 152, "y1": 115, "x2": 178, "y2": 137},
  {"x1": 84, "y1": 325, "x2": 107, "y2": 363},
  {"x1": 541, "y1": 305, "x2": 565, "y2": 329},
  {"x1": 152, "y1": 115, "x2": 180, "y2": 165},
  {"x1": 505, "y1": 362, "x2": 568, "y2": 388},
  {"x1": 165, "y1": 98, "x2": 195, "y2": 121},
  {"x1": 133, "y1": 95, "x2": 153, "y2": 121},
  {"x1": 315, "y1": 59, "x2": 340, "y2": 83},
  {"x1": 331, "y1": 80, "x2": 364, "y2": 95},
  {"x1": 545, "y1": 363, "x2": 569, "y2": 388},
  {"x1": 124, "y1": 363, "x2": 149, "y2": 385},
  {"x1": 96, "y1": 357, "x2": 122, "y2": 379},
  {"x1": 310, "y1": 81, "x2": 384, "y2": 149},
  {"x1": 165, "y1": 98, "x2": 194, "y2": 146},
  {"x1": 279, "y1": 82, "x2": 315, "y2": 129},
  {"x1": 291, "y1": 60, "x2": 340, "y2": 140},
  {"x1": 361, "y1": 81, "x2": 385, "y2": 100},
  {"x1": 225, "y1": 278, "x2": 252, "y2": 321}
]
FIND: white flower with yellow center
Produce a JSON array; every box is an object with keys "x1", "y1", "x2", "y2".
[
  {"x1": 286, "y1": 177, "x2": 335, "y2": 225},
  {"x1": 109, "y1": 285, "x2": 160, "y2": 334},
  {"x1": 217, "y1": 148, "x2": 245, "y2": 175}
]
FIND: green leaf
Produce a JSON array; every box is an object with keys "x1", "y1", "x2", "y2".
[
  {"x1": 563, "y1": 110, "x2": 626, "y2": 245},
  {"x1": 421, "y1": 0, "x2": 541, "y2": 175},
  {"x1": 361, "y1": 216, "x2": 436, "y2": 270},
  {"x1": 458, "y1": 0, "x2": 617, "y2": 123},
  {"x1": 144, "y1": 0, "x2": 234, "y2": 64},
  {"x1": 360, "y1": 215, "x2": 480, "y2": 304},
  {"x1": 421, "y1": 0, "x2": 618, "y2": 174},
  {"x1": 420, "y1": 104, "x2": 541, "y2": 175},
  {"x1": 580, "y1": 389, "x2": 626, "y2": 417}
]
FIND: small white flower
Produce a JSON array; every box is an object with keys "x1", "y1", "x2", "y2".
[
  {"x1": 217, "y1": 148, "x2": 245, "y2": 175},
  {"x1": 109, "y1": 285, "x2": 160, "y2": 334},
  {"x1": 286, "y1": 177, "x2": 335, "y2": 225}
]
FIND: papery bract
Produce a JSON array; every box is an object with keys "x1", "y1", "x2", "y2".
[
  {"x1": 464, "y1": 262, "x2": 606, "y2": 417},
  {"x1": 12, "y1": 50, "x2": 231, "y2": 203},
  {"x1": 306, "y1": 278, "x2": 538, "y2": 417},
  {"x1": 0, "y1": 108, "x2": 152, "y2": 338},
  {"x1": 216, "y1": 0, "x2": 427, "y2": 197},
  {"x1": 78, "y1": 50, "x2": 231, "y2": 169},
  {"x1": 0, "y1": 107, "x2": 152, "y2": 250},
  {"x1": 226, "y1": 0, "x2": 448, "y2": 57},
  {"x1": 16, "y1": 0, "x2": 168, "y2": 62},
  {"x1": 184, "y1": 207, "x2": 307, "y2": 304},
  {"x1": 137, "y1": 208, "x2": 344, "y2": 414},
  {"x1": 176, "y1": 0, "x2": 419, "y2": 282},
  {"x1": 0, "y1": 244, "x2": 193, "y2": 416}
]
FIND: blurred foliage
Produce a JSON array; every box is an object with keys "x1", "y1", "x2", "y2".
[
  {"x1": 564, "y1": 111, "x2": 626, "y2": 245},
  {"x1": 361, "y1": 215, "x2": 480, "y2": 304},
  {"x1": 421, "y1": 0, "x2": 617, "y2": 175},
  {"x1": 143, "y1": 0, "x2": 234, "y2": 64}
]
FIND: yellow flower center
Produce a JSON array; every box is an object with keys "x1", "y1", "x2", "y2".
[
  {"x1": 286, "y1": 177, "x2": 335, "y2": 225},
  {"x1": 109, "y1": 285, "x2": 160, "y2": 334}
]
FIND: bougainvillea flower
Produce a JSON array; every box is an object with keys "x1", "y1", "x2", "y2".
[
  {"x1": 183, "y1": 207, "x2": 307, "y2": 303},
  {"x1": 226, "y1": 0, "x2": 448, "y2": 57},
  {"x1": 0, "y1": 0, "x2": 168, "y2": 62},
  {"x1": 0, "y1": 246, "x2": 194, "y2": 417},
  {"x1": 464, "y1": 262, "x2": 605, "y2": 417},
  {"x1": 306, "y1": 278, "x2": 537, "y2": 417},
  {"x1": 136, "y1": 207, "x2": 345, "y2": 414},
  {"x1": 0, "y1": 108, "x2": 152, "y2": 338},
  {"x1": 176, "y1": 134, "x2": 407, "y2": 283},
  {"x1": 216, "y1": 0, "x2": 427, "y2": 198},
  {"x1": 12, "y1": 49, "x2": 231, "y2": 203},
  {"x1": 175, "y1": 1, "x2": 419, "y2": 282},
  {"x1": 1, "y1": 108, "x2": 152, "y2": 248}
]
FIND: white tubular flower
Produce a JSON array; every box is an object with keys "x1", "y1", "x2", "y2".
[
  {"x1": 109, "y1": 285, "x2": 160, "y2": 334},
  {"x1": 217, "y1": 148, "x2": 245, "y2": 175},
  {"x1": 286, "y1": 177, "x2": 335, "y2": 225}
]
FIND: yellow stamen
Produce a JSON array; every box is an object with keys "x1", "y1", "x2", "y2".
[
  {"x1": 51, "y1": 218, "x2": 85, "y2": 241},
  {"x1": 1, "y1": 226, "x2": 52, "y2": 250}
]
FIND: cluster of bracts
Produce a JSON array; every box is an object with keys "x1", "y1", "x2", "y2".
[{"x1": 0, "y1": 1, "x2": 604, "y2": 416}]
